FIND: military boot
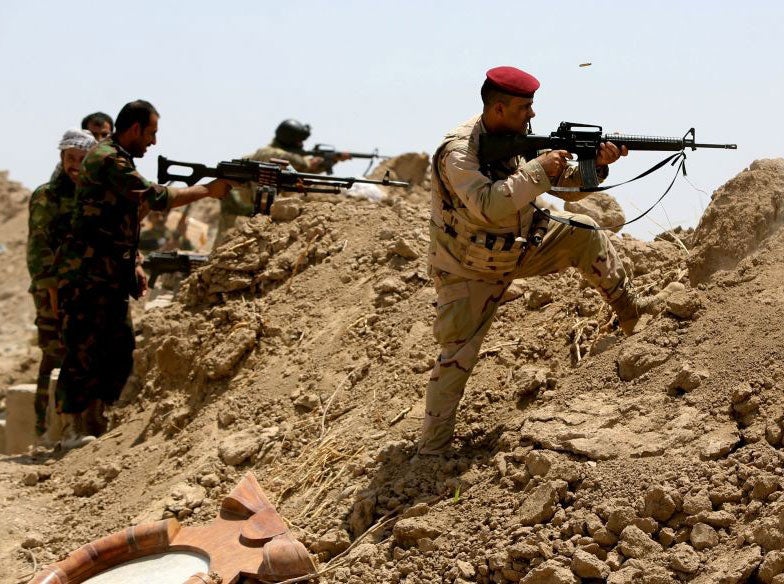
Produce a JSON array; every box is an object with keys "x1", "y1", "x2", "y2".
[
  {"x1": 610, "y1": 281, "x2": 685, "y2": 335},
  {"x1": 417, "y1": 411, "x2": 457, "y2": 455},
  {"x1": 59, "y1": 413, "x2": 96, "y2": 450},
  {"x1": 84, "y1": 399, "x2": 108, "y2": 437}
]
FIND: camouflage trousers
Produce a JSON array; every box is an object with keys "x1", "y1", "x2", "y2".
[
  {"x1": 31, "y1": 289, "x2": 65, "y2": 436},
  {"x1": 57, "y1": 285, "x2": 135, "y2": 414},
  {"x1": 420, "y1": 212, "x2": 627, "y2": 454}
]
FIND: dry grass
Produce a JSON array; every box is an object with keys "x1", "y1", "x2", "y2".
[{"x1": 273, "y1": 435, "x2": 364, "y2": 519}]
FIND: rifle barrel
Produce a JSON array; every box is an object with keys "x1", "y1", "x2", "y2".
[
  {"x1": 693, "y1": 143, "x2": 738, "y2": 149},
  {"x1": 284, "y1": 171, "x2": 407, "y2": 187},
  {"x1": 347, "y1": 152, "x2": 386, "y2": 159}
]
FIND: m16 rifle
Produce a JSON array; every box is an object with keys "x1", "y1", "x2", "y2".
[
  {"x1": 302, "y1": 144, "x2": 389, "y2": 175},
  {"x1": 158, "y1": 156, "x2": 408, "y2": 216},
  {"x1": 142, "y1": 251, "x2": 209, "y2": 288},
  {"x1": 479, "y1": 122, "x2": 737, "y2": 188}
]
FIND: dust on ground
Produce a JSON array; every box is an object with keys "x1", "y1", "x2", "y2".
[{"x1": 2, "y1": 157, "x2": 784, "y2": 583}]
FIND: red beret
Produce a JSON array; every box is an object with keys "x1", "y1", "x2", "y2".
[{"x1": 485, "y1": 66, "x2": 540, "y2": 98}]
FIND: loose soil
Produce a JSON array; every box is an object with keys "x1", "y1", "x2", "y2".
[{"x1": 2, "y1": 157, "x2": 784, "y2": 584}]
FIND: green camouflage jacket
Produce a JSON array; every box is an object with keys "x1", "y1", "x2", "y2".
[
  {"x1": 27, "y1": 170, "x2": 77, "y2": 292},
  {"x1": 56, "y1": 136, "x2": 170, "y2": 294}
]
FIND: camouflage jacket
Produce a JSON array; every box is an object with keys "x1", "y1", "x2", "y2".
[
  {"x1": 26, "y1": 170, "x2": 77, "y2": 292},
  {"x1": 245, "y1": 139, "x2": 327, "y2": 173},
  {"x1": 56, "y1": 136, "x2": 170, "y2": 294}
]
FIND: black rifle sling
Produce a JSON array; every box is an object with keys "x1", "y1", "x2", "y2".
[{"x1": 533, "y1": 151, "x2": 687, "y2": 232}]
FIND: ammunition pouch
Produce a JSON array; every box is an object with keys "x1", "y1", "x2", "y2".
[{"x1": 441, "y1": 209, "x2": 527, "y2": 275}]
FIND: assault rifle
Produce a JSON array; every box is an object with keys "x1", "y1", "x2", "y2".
[
  {"x1": 303, "y1": 144, "x2": 389, "y2": 175},
  {"x1": 479, "y1": 122, "x2": 737, "y2": 188},
  {"x1": 142, "y1": 251, "x2": 209, "y2": 288},
  {"x1": 158, "y1": 156, "x2": 408, "y2": 216}
]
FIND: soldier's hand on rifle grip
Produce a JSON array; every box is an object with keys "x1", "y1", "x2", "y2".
[
  {"x1": 536, "y1": 149, "x2": 573, "y2": 179},
  {"x1": 337, "y1": 152, "x2": 352, "y2": 161},
  {"x1": 307, "y1": 156, "x2": 325, "y2": 172},
  {"x1": 596, "y1": 142, "x2": 628, "y2": 166},
  {"x1": 205, "y1": 179, "x2": 235, "y2": 199}
]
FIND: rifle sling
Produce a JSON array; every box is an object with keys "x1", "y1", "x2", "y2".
[
  {"x1": 550, "y1": 151, "x2": 684, "y2": 194},
  {"x1": 535, "y1": 151, "x2": 687, "y2": 232}
]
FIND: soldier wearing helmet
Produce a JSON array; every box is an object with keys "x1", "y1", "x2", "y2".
[
  {"x1": 216, "y1": 119, "x2": 351, "y2": 244},
  {"x1": 248, "y1": 119, "x2": 352, "y2": 172}
]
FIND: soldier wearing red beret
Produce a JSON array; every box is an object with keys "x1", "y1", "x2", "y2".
[{"x1": 418, "y1": 66, "x2": 680, "y2": 455}]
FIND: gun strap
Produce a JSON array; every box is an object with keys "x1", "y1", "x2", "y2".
[
  {"x1": 550, "y1": 151, "x2": 685, "y2": 194},
  {"x1": 362, "y1": 157, "x2": 375, "y2": 176},
  {"x1": 533, "y1": 151, "x2": 687, "y2": 232}
]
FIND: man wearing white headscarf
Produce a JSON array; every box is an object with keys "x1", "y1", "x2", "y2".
[{"x1": 27, "y1": 129, "x2": 96, "y2": 446}]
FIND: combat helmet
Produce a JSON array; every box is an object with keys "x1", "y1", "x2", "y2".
[{"x1": 275, "y1": 119, "x2": 311, "y2": 148}]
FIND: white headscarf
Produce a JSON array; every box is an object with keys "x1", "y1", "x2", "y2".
[{"x1": 58, "y1": 129, "x2": 97, "y2": 151}]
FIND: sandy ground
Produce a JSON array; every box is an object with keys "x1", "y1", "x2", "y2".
[{"x1": 2, "y1": 157, "x2": 784, "y2": 583}]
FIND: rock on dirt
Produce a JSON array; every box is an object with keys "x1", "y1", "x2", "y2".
[
  {"x1": 564, "y1": 192, "x2": 625, "y2": 233},
  {"x1": 218, "y1": 426, "x2": 279, "y2": 466}
]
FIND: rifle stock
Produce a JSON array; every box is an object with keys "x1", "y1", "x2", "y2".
[{"x1": 142, "y1": 251, "x2": 209, "y2": 288}]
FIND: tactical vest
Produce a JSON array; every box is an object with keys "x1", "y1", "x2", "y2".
[{"x1": 431, "y1": 118, "x2": 527, "y2": 277}]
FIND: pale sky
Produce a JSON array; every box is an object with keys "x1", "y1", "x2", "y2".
[{"x1": 1, "y1": 1, "x2": 781, "y2": 239}]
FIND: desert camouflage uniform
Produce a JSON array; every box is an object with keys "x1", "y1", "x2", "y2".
[
  {"x1": 420, "y1": 115, "x2": 627, "y2": 453},
  {"x1": 215, "y1": 140, "x2": 328, "y2": 244},
  {"x1": 55, "y1": 136, "x2": 170, "y2": 415},
  {"x1": 26, "y1": 170, "x2": 76, "y2": 435}
]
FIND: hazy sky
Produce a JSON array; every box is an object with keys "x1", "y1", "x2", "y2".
[{"x1": 1, "y1": 1, "x2": 782, "y2": 239}]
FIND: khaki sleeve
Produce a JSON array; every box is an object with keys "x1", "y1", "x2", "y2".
[
  {"x1": 276, "y1": 151, "x2": 311, "y2": 172},
  {"x1": 442, "y1": 147, "x2": 551, "y2": 224},
  {"x1": 246, "y1": 148, "x2": 311, "y2": 172}
]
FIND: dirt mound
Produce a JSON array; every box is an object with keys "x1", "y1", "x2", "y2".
[
  {"x1": 0, "y1": 171, "x2": 35, "y2": 390},
  {"x1": 4, "y1": 156, "x2": 784, "y2": 584},
  {"x1": 369, "y1": 152, "x2": 431, "y2": 208},
  {"x1": 0, "y1": 170, "x2": 30, "y2": 223},
  {"x1": 688, "y1": 158, "x2": 784, "y2": 283}
]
